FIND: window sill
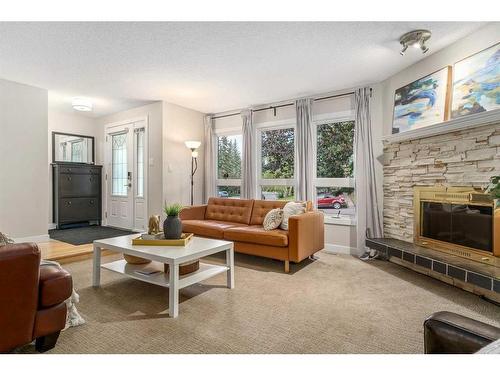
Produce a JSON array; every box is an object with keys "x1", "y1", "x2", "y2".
[{"x1": 323, "y1": 216, "x2": 356, "y2": 226}]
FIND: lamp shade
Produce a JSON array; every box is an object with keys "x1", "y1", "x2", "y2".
[{"x1": 185, "y1": 141, "x2": 201, "y2": 150}]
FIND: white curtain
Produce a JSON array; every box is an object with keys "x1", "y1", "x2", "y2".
[
  {"x1": 296, "y1": 98, "x2": 314, "y2": 201},
  {"x1": 203, "y1": 115, "x2": 216, "y2": 203},
  {"x1": 241, "y1": 109, "x2": 255, "y2": 199},
  {"x1": 354, "y1": 87, "x2": 383, "y2": 255}
]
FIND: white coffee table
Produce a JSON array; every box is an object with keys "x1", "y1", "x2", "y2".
[{"x1": 92, "y1": 234, "x2": 234, "y2": 318}]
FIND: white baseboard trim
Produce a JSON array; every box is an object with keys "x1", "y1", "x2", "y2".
[
  {"x1": 323, "y1": 243, "x2": 356, "y2": 255},
  {"x1": 48, "y1": 223, "x2": 57, "y2": 230},
  {"x1": 13, "y1": 234, "x2": 50, "y2": 243}
]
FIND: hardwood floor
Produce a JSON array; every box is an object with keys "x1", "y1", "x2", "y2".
[{"x1": 38, "y1": 239, "x2": 114, "y2": 264}]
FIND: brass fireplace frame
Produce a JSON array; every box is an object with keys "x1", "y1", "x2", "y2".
[{"x1": 413, "y1": 186, "x2": 500, "y2": 267}]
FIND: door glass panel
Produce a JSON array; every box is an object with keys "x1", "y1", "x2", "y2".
[
  {"x1": 112, "y1": 133, "x2": 127, "y2": 196},
  {"x1": 71, "y1": 140, "x2": 83, "y2": 162},
  {"x1": 136, "y1": 130, "x2": 144, "y2": 198}
]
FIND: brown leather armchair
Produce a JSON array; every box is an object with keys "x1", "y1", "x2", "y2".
[
  {"x1": 0, "y1": 243, "x2": 73, "y2": 353},
  {"x1": 424, "y1": 311, "x2": 500, "y2": 354}
]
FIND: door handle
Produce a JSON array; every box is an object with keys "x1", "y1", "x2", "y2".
[{"x1": 124, "y1": 183, "x2": 132, "y2": 187}]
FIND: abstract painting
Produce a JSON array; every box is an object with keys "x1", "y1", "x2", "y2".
[
  {"x1": 392, "y1": 67, "x2": 451, "y2": 134},
  {"x1": 451, "y1": 43, "x2": 500, "y2": 119}
]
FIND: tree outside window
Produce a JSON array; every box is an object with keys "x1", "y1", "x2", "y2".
[
  {"x1": 217, "y1": 135, "x2": 241, "y2": 179},
  {"x1": 317, "y1": 121, "x2": 354, "y2": 178},
  {"x1": 216, "y1": 134, "x2": 242, "y2": 198},
  {"x1": 315, "y1": 120, "x2": 355, "y2": 218},
  {"x1": 259, "y1": 128, "x2": 295, "y2": 200}
]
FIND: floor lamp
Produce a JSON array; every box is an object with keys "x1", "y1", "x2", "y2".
[{"x1": 185, "y1": 141, "x2": 201, "y2": 206}]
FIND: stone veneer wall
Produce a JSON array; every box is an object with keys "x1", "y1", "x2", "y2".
[{"x1": 383, "y1": 123, "x2": 500, "y2": 241}]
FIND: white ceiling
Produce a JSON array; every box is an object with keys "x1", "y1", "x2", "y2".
[{"x1": 0, "y1": 22, "x2": 487, "y2": 116}]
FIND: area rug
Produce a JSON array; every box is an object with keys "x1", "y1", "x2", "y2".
[
  {"x1": 15, "y1": 251, "x2": 500, "y2": 354},
  {"x1": 49, "y1": 226, "x2": 137, "y2": 245}
]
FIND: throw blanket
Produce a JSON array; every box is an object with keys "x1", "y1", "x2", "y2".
[
  {"x1": 40, "y1": 260, "x2": 85, "y2": 329},
  {"x1": 477, "y1": 338, "x2": 500, "y2": 354}
]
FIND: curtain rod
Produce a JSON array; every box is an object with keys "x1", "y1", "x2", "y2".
[{"x1": 211, "y1": 90, "x2": 362, "y2": 120}]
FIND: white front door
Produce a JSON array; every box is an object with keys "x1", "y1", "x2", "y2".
[{"x1": 105, "y1": 120, "x2": 148, "y2": 231}]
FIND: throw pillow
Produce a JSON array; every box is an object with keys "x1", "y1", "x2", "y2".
[
  {"x1": 263, "y1": 208, "x2": 284, "y2": 230},
  {"x1": 280, "y1": 202, "x2": 306, "y2": 230},
  {"x1": 0, "y1": 232, "x2": 14, "y2": 247}
]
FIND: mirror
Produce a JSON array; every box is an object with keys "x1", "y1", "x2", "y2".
[{"x1": 52, "y1": 132, "x2": 95, "y2": 164}]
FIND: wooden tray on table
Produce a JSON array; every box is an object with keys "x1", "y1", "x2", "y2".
[{"x1": 131, "y1": 233, "x2": 194, "y2": 246}]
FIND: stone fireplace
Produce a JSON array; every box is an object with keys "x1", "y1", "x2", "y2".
[
  {"x1": 371, "y1": 121, "x2": 500, "y2": 302},
  {"x1": 383, "y1": 123, "x2": 500, "y2": 243}
]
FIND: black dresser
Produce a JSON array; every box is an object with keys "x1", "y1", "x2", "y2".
[{"x1": 52, "y1": 163, "x2": 102, "y2": 229}]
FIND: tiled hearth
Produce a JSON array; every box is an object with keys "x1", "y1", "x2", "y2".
[{"x1": 366, "y1": 238, "x2": 499, "y2": 304}]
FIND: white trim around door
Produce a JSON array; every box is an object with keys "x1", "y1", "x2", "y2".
[{"x1": 103, "y1": 117, "x2": 149, "y2": 232}]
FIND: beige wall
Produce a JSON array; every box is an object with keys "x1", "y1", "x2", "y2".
[
  {"x1": 162, "y1": 102, "x2": 205, "y2": 209},
  {"x1": 0, "y1": 79, "x2": 49, "y2": 240},
  {"x1": 48, "y1": 109, "x2": 102, "y2": 225},
  {"x1": 381, "y1": 23, "x2": 500, "y2": 135},
  {"x1": 97, "y1": 102, "x2": 163, "y2": 219},
  {"x1": 95, "y1": 101, "x2": 205, "y2": 221},
  {"x1": 324, "y1": 223, "x2": 357, "y2": 254}
]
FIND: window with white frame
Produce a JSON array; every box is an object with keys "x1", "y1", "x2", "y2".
[
  {"x1": 257, "y1": 125, "x2": 296, "y2": 200},
  {"x1": 216, "y1": 133, "x2": 242, "y2": 198},
  {"x1": 314, "y1": 119, "x2": 355, "y2": 219},
  {"x1": 135, "y1": 128, "x2": 145, "y2": 198}
]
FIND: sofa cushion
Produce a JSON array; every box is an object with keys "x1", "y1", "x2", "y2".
[
  {"x1": 250, "y1": 200, "x2": 287, "y2": 225},
  {"x1": 224, "y1": 226, "x2": 289, "y2": 247},
  {"x1": 205, "y1": 198, "x2": 254, "y2": 224},
  {"x1": 182, "y1": 220, "x2": 246, "y2": 239}
]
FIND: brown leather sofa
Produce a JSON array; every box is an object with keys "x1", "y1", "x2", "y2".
[
  {"x1": 424, "y1": 311, "x2": 500, "y2": 353},
  {"x1": 0, "y1": 243, "x2": 73, "y2": 353},
  {"x1": 180, "y1": 198, "x2": 324, "y2": 272}
]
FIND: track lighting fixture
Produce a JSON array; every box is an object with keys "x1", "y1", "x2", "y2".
[{"x1": 399, "y1": 29, "x2": 431, "y2": 56}]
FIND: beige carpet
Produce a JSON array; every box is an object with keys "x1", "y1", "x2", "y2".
[{"x1": 19, "y1": 251, "x2": 500, "y2": 354}]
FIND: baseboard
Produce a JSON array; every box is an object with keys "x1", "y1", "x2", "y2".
[
  {"x1": 13, "y1": 234, "x2": 50, "y2": 243},
  {"x1": 323, "y1": 243, "x2": 356, "y2": 255},
  {"x1": 48, "y1": 223, "x2": 57, "y2": 230}
]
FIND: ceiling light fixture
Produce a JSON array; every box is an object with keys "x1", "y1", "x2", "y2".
[
  {"x1": 399, "y1": 29, "x2": 431, "y2": 56},
  {"x1": 72, "y1": 97, "x2": 93, "y2": 112}
]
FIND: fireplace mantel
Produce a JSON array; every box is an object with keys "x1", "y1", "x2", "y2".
[{"x1": 382, "y1": 109, "x2": 500, "y2": 144}]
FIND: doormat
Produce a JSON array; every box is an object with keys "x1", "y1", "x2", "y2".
[{"x1": 49, "y1": 226, "x2": 137, "y2": 245}]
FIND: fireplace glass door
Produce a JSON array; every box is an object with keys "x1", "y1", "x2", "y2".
[{"x1": 421, "y1": 202, "x2": 493, "y2": 252}]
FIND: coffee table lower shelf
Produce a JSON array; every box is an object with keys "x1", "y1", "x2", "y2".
[{"x1": 101, "y1": 259, "x2": 229, "y2": 289}]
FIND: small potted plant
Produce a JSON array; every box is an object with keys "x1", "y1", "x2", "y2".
[
  {"x1": 486, "y1": 176, "x2": 500, "y2": 207},
  {"x1": 163, "y1": 203, "x2": 183, "y2": 239}
]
